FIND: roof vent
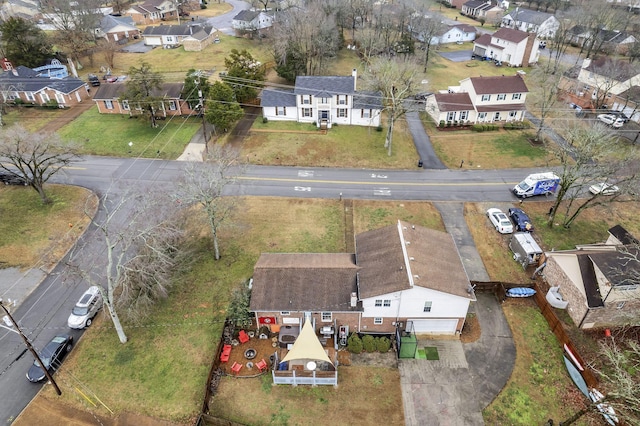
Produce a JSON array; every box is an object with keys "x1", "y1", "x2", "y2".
[
  {"x1": 414, "y1": 275, "x2": 419, "y2": 279},
  {"x1": 406, "y1": 241, "x2": 410, "y2": 245},
  {"x1": 410, "y1": 257, "x2": 415, "y2": 261}
]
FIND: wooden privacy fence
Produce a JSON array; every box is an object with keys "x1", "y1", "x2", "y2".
[{"x1": 471, "y1": 281, "x2": 598, "y2": 388}]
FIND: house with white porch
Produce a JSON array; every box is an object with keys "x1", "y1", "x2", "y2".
[
  {"x1": 260, "y1": 69, "x2": 382, "y2": 128},
  {"x1": 424, "y1": 74, "x2": 529, "y2": 124}
]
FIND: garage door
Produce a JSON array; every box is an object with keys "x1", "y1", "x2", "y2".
[{"x1": 409, "y1": 319, "x2": 458, "y2": 334}]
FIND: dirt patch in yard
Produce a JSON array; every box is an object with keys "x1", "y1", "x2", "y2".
[{"x1": 349, "y1": 351, "x2": 398, "y2": 368}]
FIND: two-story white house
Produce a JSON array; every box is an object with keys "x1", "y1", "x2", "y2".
[
  {"x1": 261, "y1": 69, "x2": 382, "y2": 128},
  {"x1": 249, "y1": 221, "x2": 475, "y2": 337},
  {"x1": 473, "y1": 27, "x2": 539, "y2": 67},
  {"x1": 231, "y1": 10, "x2": 274, "y2": 36},
  {"x1": 501, "y1": 8, "x2": 559, "y2": 39},
  {"x1": 424, "y1": 74, "x2": 529, "y2": 124}
]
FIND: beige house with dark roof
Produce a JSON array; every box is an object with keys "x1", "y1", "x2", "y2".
[
  {"x1": 424, "y1": 74, "x2": 529, "y2": 124},
  {"x1": 543, "y1": 226, "x2": 640, "y2": 329},
  {"x1": 249, "y1": 221, "x2": 475, "y2": 336}
]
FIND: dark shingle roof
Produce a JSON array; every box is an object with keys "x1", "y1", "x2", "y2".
[
  {"x1": 577, "y1": 253, "x2": 604, "y2": 308},
  {"x1": 353, "y1": 91, "x2": 383, "y2": 109},
  {"x1": 92, "y1": 82, "x2": 183, "y2": 100},
  {"x1": 249, "y1": 253, "x2": 360, "y2": 312},
  {"x1": 295, "y1": 76, "x2": 355, "y2": 96},
  {"x1": 0, "y1": 70, "x2": 86, "y2": 94},
  {"x1": 584, "y1": 57, "x2": 639, "y2": 83},
  {"x1": 434, "y1": 93, "x2": 474, "y2": 112},
  {"x1": 608, "y1": 225, "x2": 639, "y2": 246},
  {"x1": 469, "y1": 75, "x2": 529, "y2": 94},
  {"x1": 260, "y1": 88, "x2": 296, "y2": 107},
  {"x1": 142, "y1": 23, "x2": 213, "y2": 37},
  {"x1": 233, "y1": 10, "x2": 259, "y2": 22},
  {"x1": 491, "y1": 27, "x2": 530, "y2": 43},
  {"x1": 589, "y1": 249, "x2": 640, "y2": 288},
  {"x1": 101, "y1": 15, "x2": 136, "y2": 32},
  {"x1": 474, "y1": 33, "x2": 492, "y2": 46}
]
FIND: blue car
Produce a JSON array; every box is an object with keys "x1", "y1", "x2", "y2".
[{"x1": 508, "y1": 207, "x2": 534, "y2": 232}]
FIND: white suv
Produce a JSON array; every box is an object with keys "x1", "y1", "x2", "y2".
[{"x1": 67, "y1": 286, "x2": 103, "y2": 329}]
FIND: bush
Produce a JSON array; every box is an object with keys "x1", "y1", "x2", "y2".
[
  {"x1": 347, "y1": 333, "x2": 363, "y2": 354},
  {"x1": 262, "y1": 116, "x2": 268, "y2": 123},
  {"x1": 44, "y1": 99, "x2": 59, "y2": 109},
  {"x1": 376, "y1": 125, "x2": 383, "y2": 132},
  {"x1": 439, "y1": 120, "x2": 445, "y2": 128},
  {"x1": 472, "y1": 124, "x2": 484, "y2": 132},
  {"x1": 362, "y1": 334, "x2": 376, "y2": 353},
  {"x1": 376, "y1": 336, "x2": 391, "y2": 352}
]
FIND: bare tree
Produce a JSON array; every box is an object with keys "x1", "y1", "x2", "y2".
[
  {"x1": 409, "y1": 9, "x2": 446, "y2": 72},
  {"x1": 69, "y1": 186, "x2": 185, "y2": 343},
  {"x1": 176, "y1": 145, "x2": 244, "y2": 261},
  {"x1": 363, "y1": 56, "x2": 420, "y2": 156},
  {"x1": 560, "y1": 338, "x2": 640, "y2": 425},
  {"x1": 40, "y1": 0, "x2": 103, "y2": 64},
  {"x1": 529, "y1": 63, "x2": 565, "y2": 142},
  {"x1": 101, "y1": 40, "x2": 119, "y2": 70},
  {"x1": 581, "y1": 58, "x2": 640, "y2": 111},
  {"x1": 546, "y1": 123, "x2": 639, "y2": 228},
  {"x1": 0, "y1": 125, "x2": 79, "y2": 204}
]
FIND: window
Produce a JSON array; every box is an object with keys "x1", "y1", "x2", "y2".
[
  {"x1": 55, "y1": 93, "x2": 65, "y2": 104},
  {"x1": 338, "y1": 108, "x2": 347, "y2": 118},
  {"x1": 321, "y1": 312, "x2": 332, "y2": 321},
  {"x1": 494, "y1": 112, "x2": 500, "y2": 120},
  {"x1": 104, "y1": 100, "x2": 114, "y2": 109},
  {"x1": 8, "y1": 91, "x2": 18, "y2": 100},
  {"x1": 481, "y1": 94, "x2": 490, "y2": 101},
  {"x1": 338, "y1": 95, "x2": 346, "y2": 105},
  {"x1": 497, "y1": 94, "x2": 506, "y2": 101},
  {"x1": 478, "y1": 112, "x2": 487, "y2": 119},
  {"x1": 383, "y1": 300, "x2": 391, "y2": 307},
  {"x1": 302, "y1": 108, "x2": 312, "y2": 117},
  {"x1": 374, "y1": 317, "x2": 383, "y2": 325},
  {"x1": 423, "y1": 301, "x2": 432, "y2": 312},
  {"x1": 280, "y1": 311, "x2": 290, "y2": 316},
  {"x1": 122, "y1": 100, "x2": 130, "y2": 110},
  {"x1": 301, "y1": 95, "x2": 311, "y2": 105},
  {"x1": 168, "y1": 100, "x2": 177, "y2": 111},
  {"x1": 166, "y1": 36, "x2": 174, "y2": 42},
  {"x1": 512, "y1": 93, "x2": 521, "y2": 100},
  {"x1": 460, "y1": 111, "x2": 468, "y2": 120},
  {"x1": 447, "y1": 111, "x2": 456, "y2": 121},
  {"x1": 361, "y1": 109, "x2": 371, "y2": 118},
  {"x1": 276, "y1": 106, "x2": 286, "y2": 115},
  {"x1": 509, "y1": 111, "x2": 517, "y2": 118},
  {"x1": 26, "y1": 92, "x2": 35, "y2": 101},
  {"x1": 320, "y1": 97, "x2": 329, "y2": 104},
  {"x1": 375, "y1": 299, "x2": 382, "y2": 307}
]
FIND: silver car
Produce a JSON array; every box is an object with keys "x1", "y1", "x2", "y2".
[{"x1": 67, "y1": 286, "x2": 103, "y2": 329}]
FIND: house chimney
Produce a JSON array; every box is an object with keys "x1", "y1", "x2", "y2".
[
  {"x1": 352, "y1": 68, "x2": 357, "y2": 91},
  {"x1": 350, "y1": 292, "x2": 357, "y2": 307}
]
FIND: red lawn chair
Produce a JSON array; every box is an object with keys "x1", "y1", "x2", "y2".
[
  {"x1": 220, "y1": 344, "x2": 232, "y2": 363},
  {"x1": 256, "y1": 358, "x2": 268, "y2": 373},
  {"x1": 238, "y1": 330, "x2": 250, "y2": 344},
  {"x1": 231, "y1": 361, "x2": 242, "y2": 375}
]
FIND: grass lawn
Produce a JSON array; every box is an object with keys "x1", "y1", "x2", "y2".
[
  {"x1": 0, "y1": 185, "x2": 96, "y2": 269},
  {"x1": 2, "y1": 106, "x2": 69, "y2": 132},
  {"x1": 56, "y1": 108, "x2": 201, "y2": 158},
  {"x1": 244, "y1": 117, "x2": 418, "y2": 169},
  {"x1": 34, "y1": 197, "x2": 442, "y2": 422}
]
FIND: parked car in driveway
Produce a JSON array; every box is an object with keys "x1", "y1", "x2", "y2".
[
  {"x1": 589, "y1": 182, "x2": 619, "y2": 195},
  {"x1": 67, "y1": 286, "x2": 103, "y2": 329},
  {"x1": 597, "y1": 114, "x2": 624, "y2": 128},
  {"x1": 26, "y1": 334, "x2": 73, "y2": 382},
  {"x1": 508, "y1": 207, "x2": 534, "y2": 232},
  {"x1": 487, "y1": 208, "x2": 513, "y2": 234}
]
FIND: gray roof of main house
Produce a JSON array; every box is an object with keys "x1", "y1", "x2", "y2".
[
  {"x1": 261, "y1": 88, "x2": 296, "y2": 107},
  {"x1": 101, "y1": 14, "x2": 137, "y2": 32},
  {"x1": 233, "y1": 9, "x2": 260, "y2": 22},
  {"x1": 295, "y1": 76, "x2": 356, "y2": 96},
  {"x1": 584, "y1": 57, "x2": 639, "y2": 83},
  {"x1": 249, "y1": 253, "x2": 361, "y2": 312},
  {"x1": 505, "y1": 9, "x2": 553, "y2": 24},
  {"x1": 142, "y1": 22, "x2": 213, "y2": 37},
  {"x1": 92, "y1": 82, "x2": 183, "y2": 100},
  {"x1": 0, "y1": 68, "x2": 85, "y2": 94},
  {"x1": 356, "y1": 221, "x2": 472, "y2": 300},
  {"x1": 353, "y1": 91, "x2": 383, "y2": 109}
]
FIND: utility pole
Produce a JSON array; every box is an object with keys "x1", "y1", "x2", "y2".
[
  {"x1": 0, "y1": 300, "x2": 62, "y2": 395},
  {"x1": 197, "y1": 72, "x2": 208, "y2": 155}
]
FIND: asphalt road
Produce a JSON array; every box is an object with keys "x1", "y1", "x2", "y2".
[{"x1": 0, "y1": 156, "x2": 545, "y2": 422}]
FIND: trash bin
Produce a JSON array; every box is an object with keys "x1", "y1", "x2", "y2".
[{"x1": 417, "y1": 160, "x2": 423, "y2": 168}]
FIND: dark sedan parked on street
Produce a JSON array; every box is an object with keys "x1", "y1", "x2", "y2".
[
  {"x1": 26, "y1": 334, "x2": 73, "y2": 382},
  {"x1": 508, "y1": 207, "x2": 534, "y2": 232},
  {"x1": 0, "y1": 172, "x2": 27, "y2": 186}
]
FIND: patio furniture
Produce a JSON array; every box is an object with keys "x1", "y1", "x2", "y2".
[
  {"x1": 256, "y1": 358, "x2": 268, "y2": 373},
  {"x1": 231, "y1": 361, "x2": 242, "y2": 375},
  {"x1": 220, "y1": 344, "x2": 232, "y2": 363},
  {"x1": 238, "y1": 330, "x2": 250, "y2": 344}
]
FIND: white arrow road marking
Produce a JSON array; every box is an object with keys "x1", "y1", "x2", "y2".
[
  {"x1": 370, "y1": 174, "x2": 388, "y2": 179},
  {"x1": 294, "y1": 186, "x2": 311, "y2": 191},
  {"x1": 374, "y1": 188, "x2": 391, "y2": 196},
  {"x1": 298, "y1": 170, "x2": 314, "y2": 177}
]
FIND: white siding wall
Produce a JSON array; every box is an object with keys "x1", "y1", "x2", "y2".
[
  {"x1": 362, "y1": 287, "x2": 469, "y2": 320},
  {"x1": 262, "y1": 106, "x2": 297, "y2": 121}
]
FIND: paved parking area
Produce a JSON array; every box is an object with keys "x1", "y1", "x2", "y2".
[{"x1": 439, "y1": 50, "x2": 474, "y2": 62}]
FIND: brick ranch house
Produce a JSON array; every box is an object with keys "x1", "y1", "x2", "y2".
[
  {"x1": 250, "y1": 220, "x2": 476, "y2": 339},
  {"x1": 92, "y1": 82, "x2": 197, "y2": 117},
  {"x1": 543, "y1": 225, "x2": 640, "y2": 329}
]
